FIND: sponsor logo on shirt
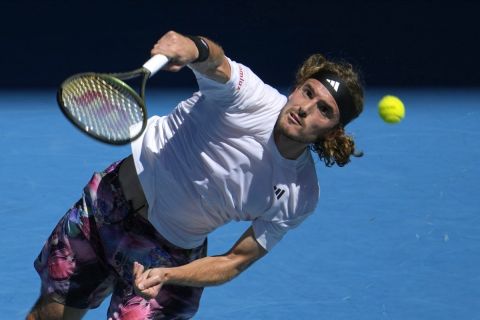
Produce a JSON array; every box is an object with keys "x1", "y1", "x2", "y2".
[{"x1": 273, "y1": 185, "x2": 286, "y2": 200}]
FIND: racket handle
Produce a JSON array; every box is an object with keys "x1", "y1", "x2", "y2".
[{"x1": 143, "y1": 54, "x2": 169, "y2": 77}]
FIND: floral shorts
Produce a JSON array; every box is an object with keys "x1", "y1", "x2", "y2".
[{"x1": 34, "y1": 160, "x2": 207, "y2": 319}]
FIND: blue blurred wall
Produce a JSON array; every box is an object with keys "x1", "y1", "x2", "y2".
[{"x1": 1, "y1": 0, "x2": 478, "y2": 88}]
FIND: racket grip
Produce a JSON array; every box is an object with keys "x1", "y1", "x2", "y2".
[{"x1": 143, "y1": 54, "x2": 169, "y2": 77}]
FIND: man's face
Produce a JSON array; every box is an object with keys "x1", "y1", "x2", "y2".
[{"x1": 276, "y1": 78, "x2": 341, "y2": 145}]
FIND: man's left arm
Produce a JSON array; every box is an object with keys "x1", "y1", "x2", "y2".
[{"x1": 133, "y1": 226, "x2": 267, "y2": 299}]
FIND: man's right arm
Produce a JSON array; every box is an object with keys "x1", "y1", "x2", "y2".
[
  {"x1": 188, "y1": 36, "x2": 231, "y2": 84},
  {"x1": 150, "y1": 30, "x2": 231, "y2": 84}
]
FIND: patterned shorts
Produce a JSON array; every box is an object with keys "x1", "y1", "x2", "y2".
[{"x1": 34, "y1": 160, "x2": 207, "y2": 319}]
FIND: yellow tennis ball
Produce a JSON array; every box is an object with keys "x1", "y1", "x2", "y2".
[{"x1": 378, "y1": 95, "x2": 405, "y2": 124}]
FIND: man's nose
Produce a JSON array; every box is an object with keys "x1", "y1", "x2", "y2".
[
  {"x1": 299, "y1": 101, "x2": 316, "y2": 117},
  {"x1": 298, "y1": 107, "x2": 307, "y2": 118}
]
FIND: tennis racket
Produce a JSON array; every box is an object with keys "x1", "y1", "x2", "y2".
[{"x1": 57, "y1": 54, "x2": 169, "y2": 145}]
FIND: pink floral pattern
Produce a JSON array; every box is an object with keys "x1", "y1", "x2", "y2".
[
  {"x1": 47, "y1": 248, "x2": 76, "y2": 280},
  {"x1": 108, "y1": 297, "x2": 152, "y2": 320},
  {"x1": 34, "y1": 159, "x2": 207, "y2": 317}
]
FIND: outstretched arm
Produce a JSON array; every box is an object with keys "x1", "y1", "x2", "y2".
[
  {"x1": 133, "y1": 226, "x2": 267, "y2": 299},
  {"x1": 150, "y1": 30, "x2": 231, "y2": 83}
]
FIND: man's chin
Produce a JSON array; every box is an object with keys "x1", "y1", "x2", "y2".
[{"x1": 281, "y1": 131, "x2": 311, "y2": 145}]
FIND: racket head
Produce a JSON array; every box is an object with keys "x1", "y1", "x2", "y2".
[{"x1": 57, "y1": 72, "x2": 148, "y2": 145}]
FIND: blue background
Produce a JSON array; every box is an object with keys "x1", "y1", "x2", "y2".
[{"x1": 1, "y1": 88, "x2": 479, "y2": 319}]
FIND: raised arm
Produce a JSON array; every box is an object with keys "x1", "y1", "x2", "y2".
[
  {"x1": 151, "y1": 30, "x2": 231, "y2": 83},
  {"x1": 133, "y1": 226, "x2": 267, "y2": 299}
]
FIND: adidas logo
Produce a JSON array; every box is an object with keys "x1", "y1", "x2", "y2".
[
  {"x1": 273, "y1": 185, "x2": 286, "y2": 200},
  {"x1": 326, "y1": 79, "x2": 340, "y2": 92}
]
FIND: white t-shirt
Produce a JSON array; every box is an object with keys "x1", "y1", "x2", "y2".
[{"x1": 131, "y1": 58, "x2": 319, "y2": 251}]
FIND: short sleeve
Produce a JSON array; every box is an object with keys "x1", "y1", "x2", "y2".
[
  {"x1": 251, "y1": 162, "x2": 320, "y2": 252},
  {"x1": 252, "y1": 211, "x2": 314, "y2": 251},
  {"x1": 191, "y1": 58, "x2": 285, "y2": 112}
]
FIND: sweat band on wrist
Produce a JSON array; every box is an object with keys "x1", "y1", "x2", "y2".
[
  {"x1": 313, "y1": 72, "x2": 357, "y2": 126},
  {"x1": 186, "y1": 35, "x2": 210, "y2": 63}
]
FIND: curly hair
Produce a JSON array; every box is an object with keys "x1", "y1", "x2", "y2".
[{"x1": 295, "y1": 54, "x2": 365, "y2": 167}]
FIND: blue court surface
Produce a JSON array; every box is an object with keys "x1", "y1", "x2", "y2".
[{"x1": 1, "y1": 88, "x2": 479, "y2": 319}]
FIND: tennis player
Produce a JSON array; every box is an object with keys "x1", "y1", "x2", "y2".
[{"x1": 27, "y1": 30, "x2": 364, "y2": 319}]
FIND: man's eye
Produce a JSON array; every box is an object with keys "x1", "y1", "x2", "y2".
[
  {"x1": 318, "y1": 105, "x2": 328, "y2": 116},
  {"x1": 303, "y1": 88, "x2": 313, "y2": 98}
]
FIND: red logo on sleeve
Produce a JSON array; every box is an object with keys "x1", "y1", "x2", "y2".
[{"x1": 236, "y1": 65, "x2": 245, "y2": 91}]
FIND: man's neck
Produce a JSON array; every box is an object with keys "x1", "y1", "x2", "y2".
[{"x1": 273, "y1": 130, "x2": 308, "y2": 160}]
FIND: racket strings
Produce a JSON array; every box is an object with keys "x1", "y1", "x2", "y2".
[{"x1": 61, "y1": 76, "x2": 145, "y2": 141}]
